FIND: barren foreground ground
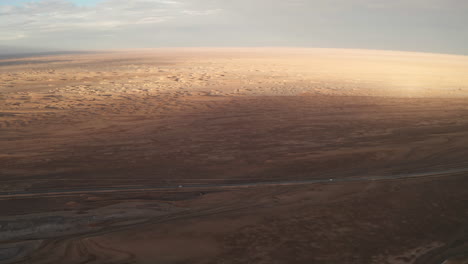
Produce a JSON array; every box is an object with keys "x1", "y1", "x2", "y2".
[{"x1": 1, "y1": 48, "x2": 468, "y2": 263}]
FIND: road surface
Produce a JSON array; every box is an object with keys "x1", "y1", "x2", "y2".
[{"x1": 1, "y1": 167, "x2": 467, "y2": 199}]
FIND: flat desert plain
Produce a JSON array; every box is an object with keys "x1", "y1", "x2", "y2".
[{"x1": 1, "y1": 48, "x2": 468, "y2": 264}]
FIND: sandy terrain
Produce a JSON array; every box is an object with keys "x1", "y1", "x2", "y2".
[{"x1": 1, "y1": 48, "x2": 468, "y2": 263}]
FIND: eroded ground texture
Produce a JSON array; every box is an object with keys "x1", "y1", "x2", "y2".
[{"x1": 1, "y1": 48, "x2": 468, "y2": 264}]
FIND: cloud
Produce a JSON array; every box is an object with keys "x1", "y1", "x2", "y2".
[
  {"x1": 0, "y1": 0, "x2": 220, "y2": 38},
  {"x1": 338, "y1": 0, "x2": 468, "y2": 10},
  {"x1": 181, "y1": 9, "x2": 221, "y2": 16},
  {"x1": 0, "y1": 33, "x2": 27, "y2": 41},
  {"x1": 0, "y1": 0, "x2": 467, "y2": 54}
]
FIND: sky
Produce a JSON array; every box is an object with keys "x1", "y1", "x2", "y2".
[{"x1": 0, "y1": 0, "x2": 467, "y2": 55}]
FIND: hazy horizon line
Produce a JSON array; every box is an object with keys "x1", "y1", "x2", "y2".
[{"x1": 1, "y1": 46, "x2": 468, "y2": 60}]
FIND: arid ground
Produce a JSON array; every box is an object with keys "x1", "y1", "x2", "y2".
[{"x1": 1, "y1": 48, "x2": 468, "y2": 263}]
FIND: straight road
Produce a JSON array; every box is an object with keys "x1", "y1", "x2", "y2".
[{"x1": 1, "y1": 167, "x2": 467, "y2": 199}]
